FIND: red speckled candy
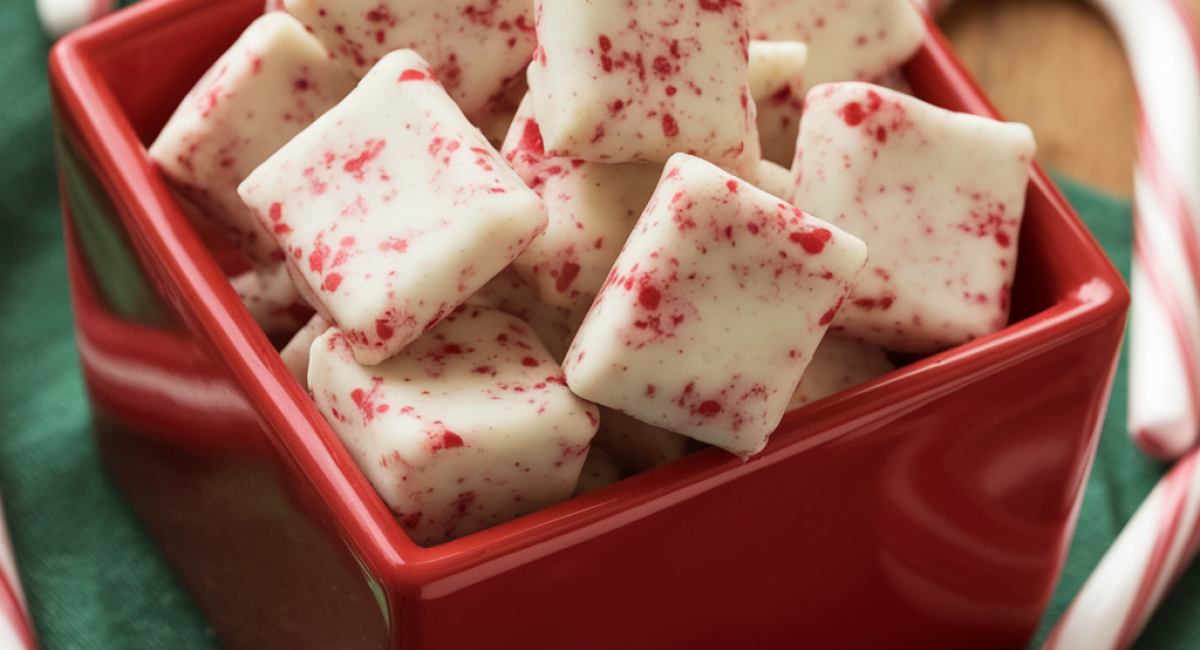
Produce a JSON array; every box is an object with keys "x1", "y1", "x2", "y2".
[
  {"x1": 527, "y1": 0, "x2": 760, "y2": 179},
  {"x1": 785, "y1": 333, "x2": 895, "y2": 410},
  {"x1": 284, "y1": 0, "x2": 536, "y2": 120},
  {"x1": 149, "y1": 12, "x2": 357, "y2": 264},
  {"x1": 500, "y1": 94, "x2": 662, "y2": 308},
  {"x1": 563, "y1": 153, "x2": 867, "y2": 458},
  {"x1": 238, "y1": 49, "x2": 548, "y2": 366},
  {"x1": 465, "y1": 265, "x2": 589, "y2": 364},
  {"x1": 746, "y1": 0, "x2": 924, "y2": 94},
  {"x1": 791, "y1": 82, "x2": 1036, "y2": 354},
  {"x1": 229, "y1": 261, "x2": 315, "y2": 341},
  {"x1": 747, "y1": 40, "x2": 808, "y2": 166},
  {"x1": 308, "y1": 305, "x2": 599, "y2": 547}
]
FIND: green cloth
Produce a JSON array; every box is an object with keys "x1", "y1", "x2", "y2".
[{"x1": 0, "y1": 1, "x2": 1191, "y2": 648}]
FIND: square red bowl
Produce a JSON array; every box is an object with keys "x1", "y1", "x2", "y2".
[{"x1": 48, "y1": 1, "x2": 1129, "y2": 648}]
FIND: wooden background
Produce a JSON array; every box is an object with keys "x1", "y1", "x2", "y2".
[{"x1": 937, "y1": 0, "x2": 1200, "y2": 198}]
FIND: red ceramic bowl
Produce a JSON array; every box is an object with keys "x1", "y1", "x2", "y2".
[{"x1": 49, "y1": 1, "x2": 1129, "y2": 648}]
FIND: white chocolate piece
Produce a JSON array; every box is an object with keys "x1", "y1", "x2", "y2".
[
  {"x1": 572, "y1": 446, "x2": 622, "y2": 497},
  {"x1": 280, "y1": 313, "x2": 333, "y2": 391},
  {"x1": 746, "y1": 0, "x2": 925, "y2": 93},
  {"x1": 527, "y1": 0, "x2": 760, "y2": 178},
  {"x1": 501, "y1": 94, "x2": 661, "y2": 308},
  {"x1": 283, "y1": 0, "x2": 536, "y2": 119},
  {"x1": 748, "y1": 40, "x2": 808, "y2": 166},
  {"x1": 465, "y1": 266, "x2": 590, "y2": 365},
  {"x1": 786, "y1": 334, "x2": 895, "y2": 410},
  {"x1": 791, "y1": 82, "x2": 1036, "y2": 354},
  {"x1": 755, "y1": 159, "x2": 794, "y2": 201},
  {"x1": 592, "y1": 406, "x2": 698, "y2": 475},
  {"x1": 37, "y1": 0, "x2": 113, "y2": 40},
  {"x1": 309, "y1": 305, "x2": 599, "y2": 547},
  {"x1": 230, "y1": 262, "x2": 314, "y2": 341},
  {"x1": 239, "y1": 49, "x2": 548, "y2": 366},
  {"x1": 748, "y1": 40, "x2": 807, "y2": 100},
  {"x1": 564, "y1": 153, "x2": 867, "y2": 458},
  {"x1": 149, "y1": 13, "x2": 357, "y2": 264}
]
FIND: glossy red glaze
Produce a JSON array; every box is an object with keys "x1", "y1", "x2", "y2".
[{"x1": 49, "y1": 1, "x2": 1129, "y2": 648}]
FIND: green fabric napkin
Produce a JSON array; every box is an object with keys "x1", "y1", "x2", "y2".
[{"x1": 0, "y1": 0, "x2": 1193, "y2": 648}]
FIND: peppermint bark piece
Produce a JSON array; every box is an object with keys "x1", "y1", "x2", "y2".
[
  {"x1": 149, "y1": 12, "x2": 357, "y2": 264},
  {"x1": 309, "y1": 305, "x2": 599, "y2": 547},
  {"x1": 283, "y1": 0, "x2": 536, "y2": 119},
  {"x1": 527, "y1": 0, "x2": 760, "y2": 178},
  {"x1": 564, "y1": 153, "x2": 867, "y2": 458},
  {"x1": 748, "y1": 40, "x2": 807, "y2": 166},
  {"x1": 791, "y1": 82, "x2": 1036, "y2": 354},
  {"x1": 745, "y1": 0, "x2": 924, "y2": 93},
  {"x1": 785, "y1": 334, "x2": 895, "y2": 410},
  {"x1": 239, "y1": 49, "x2": 548, "y2": 366},
  {"x1": 500, "y1": 95, "x2": 662, "y2": 308}
]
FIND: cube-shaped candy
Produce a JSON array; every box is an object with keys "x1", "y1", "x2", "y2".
[
  {"x1": 229, "y1": 261, "x2": 315, "y2": 342},
  {"x1": 745, "y1": 0, "x2": 924, "y2": 93},
  {"x1": 149, "y1": 12, "x2": 357, "y2": 264},
  {"x1": 283, "y1": 0, "x2": 536, "y2": 119},
  {"x1": 465, "y1": 266, "x2": 589, "y2": 364},
  {"x1": 527, "y1": 0, "x2": 760, "y2": 178},
  {"x1": 501, "y1": 94, "x2": 662, "y2": 308},
  {"x1": 308, "y1": 305, "x2": 600, "y2": 547},
  {"x1": 280, "y1": 313, "x2": 333, "y2": 391},
  {"x1": 572, "y1": 446, "x2": 622, "y2": 496},
  {"x1": 592, "y1": 406, "x2": 699, "y2": 476},
  {"x1": 563, "y1": 153, "x2": 867, "y2": 458},
  {"x1": 785, "y1": 334, "x2": 895, "y2": 410},
  {"x1": 239, "y1": 49, "x2": 549, "y2": 366},
  {"x1": 748, "y1": 40, "x2": 807, "y2": 166},
  {"x1": 791, "y1": 82, "x2": 1036, "y2": 354}
]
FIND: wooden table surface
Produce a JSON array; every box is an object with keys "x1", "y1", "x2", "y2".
[{"x1": 937, "y1": 0, "x2": 1200, "y2": 198}]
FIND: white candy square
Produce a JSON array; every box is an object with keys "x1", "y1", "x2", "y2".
[
  {"x1": 149, "y1": 12, "x2": 357, "y2": 264},
  {"x1": 746, "y1": 0, "x2": 924, "y2": 93},
  {"x1": 563, "y1": 153, "x2": 867, "y2": 458},
  {"x1": 785, "y1": 334, "x2": 895, "y2": 410},
  {"x1": 308, "y1": 305, "x2": 600, "y2": 547},
  {"x1": 501, "y1": 94, "x2": 662, "y2": 308},
  {"x1": 239, "y1": 49, "x2": 548, "y2": 366},
  {"x1": 283, "y1": 0, "x2": 536, "y2": 119},
  {"x1": 791, "y1": 82, "x2": 1036, "y2": 354},
  {"x1": 526, "y1": 0, "x2": 760, "y2": 177},
  {"x1": 748, "y1": 40, "x2": 807, "y2": 166}
]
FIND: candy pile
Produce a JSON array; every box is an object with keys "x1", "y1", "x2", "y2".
[{"x1": 148, "y1": 0, "x2": 1036, "y2": 546}]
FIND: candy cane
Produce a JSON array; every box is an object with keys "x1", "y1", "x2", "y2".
[
  {"x1": 913, "y1": 0, "x2": 1200, "y2": 647},
  {"x1": 0, "y1": 501, "x2": 36, "y2": 650},
  {"x1": 35, "y1": 0, "x2": 114, "y2": 40}
]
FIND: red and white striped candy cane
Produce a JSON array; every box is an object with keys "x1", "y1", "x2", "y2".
[
  {"x1": 917, "y1": 0, "x2": 1200, "y2": 461},
  {"x1": 1040, "y1": 447, "x2": 1200, "y2": 649},
  {"x1": 0, "y1": 501, "x2": 36, "y2": 650}
]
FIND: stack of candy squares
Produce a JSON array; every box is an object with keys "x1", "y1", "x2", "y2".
[{"x1": 148, "y1": 0, "x2": 1036, "y2": 546}]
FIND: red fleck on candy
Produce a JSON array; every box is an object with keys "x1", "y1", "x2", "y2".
[
  {"x1": 269, "y1": 202, "x2": 284, "y2": 222},
  {"x1": 344, "y1": 139, "x2": 386, "y2": 177},
  {"x1": 842, "y1": 102, "x2": 866, "y2": 126},
  {"x1": 555, "y1": 261, "x2": 581, "y2": 292},
  {"x1": 398, "y1": 68, "x2": 427, "y2": 82},
  {"x1": 698, "y1": 400, "x2": 722, "y2": 416},
  {"x1": 638, "y1": 285, "x2": 661, "y2": 310},
  {"x1": 322, "y1": 273, "x2": 344, "y2": 291},
  {"x1": 790, "y1": 227, "x2": 833, "y2": 254},
  {"x1": 662, "y1": 113, "x2": 679, "y2": 137},
  {"x1": 521, "y1": 356, "x2": 540, "y2": 367},
  {"x1": 726, "y1": 180, "x2": 738, "y2": 193}
]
